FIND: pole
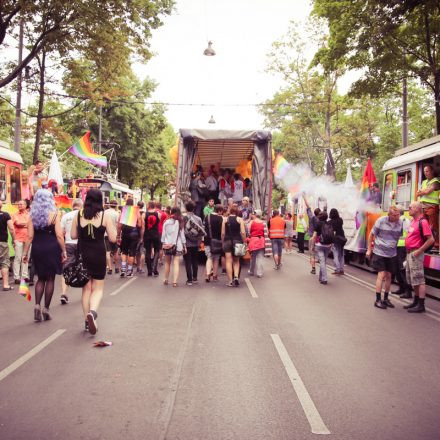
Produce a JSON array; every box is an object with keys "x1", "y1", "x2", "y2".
[
  {"x1": 402, "y1": 77, "x2": 408, "y2": 148},
  {"x1": 13, "y1": 18, "x2": 24, "y2": 153},
  {"x1": 98, "y1": 106, "x2": 102, "y2": 154}
]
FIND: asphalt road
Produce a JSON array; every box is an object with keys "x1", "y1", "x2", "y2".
[{"x1": 1, "y1": 251, "x2": 440, "y2": 440}]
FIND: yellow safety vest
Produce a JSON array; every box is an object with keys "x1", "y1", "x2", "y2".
[
  {"x1": 397, "y1": 216, "x2": 408, "y2": 247},
  {"x1": 296, "y1": 220, "x2": 305, "y2": 233},
  {"x1": 420, "y1": 177, "x2": 440, "y2": 205}
]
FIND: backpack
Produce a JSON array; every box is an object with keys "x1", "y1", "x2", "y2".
[
  {"x1": 418, "y1": 218, "x2": 434, "y2": 252},
  {"x1": 184, "y1": 215, "x2": 206, "y2": 240},
  {"x1": 320, "y1": 221, "x2": 334, "y2": 245}
]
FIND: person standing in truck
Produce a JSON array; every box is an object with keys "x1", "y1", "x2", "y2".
[
  {"x1": 232, "y1": 174, "x2": 244, "y2": 204},
  {"x1": 205, "y1": 167, "x2": 218, "y2": 203},
  {"x1": 416, "y1": 164, "x2": 439, "y2": 249}
]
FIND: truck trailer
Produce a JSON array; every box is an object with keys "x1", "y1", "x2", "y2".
[{"x1": 175, "y1": 129, "x2": 273, "y2": 214}]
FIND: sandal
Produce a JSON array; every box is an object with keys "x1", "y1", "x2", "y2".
[
  {"x1": 173, "y1": 282, "x2": 178, "y2": 287},
  {"x1": 163, "y1": 280, "x2": 169, "y2": 285}
]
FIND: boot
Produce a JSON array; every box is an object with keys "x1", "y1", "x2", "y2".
[
  {"x1": 408, "y1": 298, "x2": 425, "y2": 313},
  {"x1": 403, "y1": 296, "x2": 419, "y2": 309},
  {"x1": 400, "y1": 288, "x2": 412, "y2": 299}
]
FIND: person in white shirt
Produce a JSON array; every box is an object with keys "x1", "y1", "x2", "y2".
[
  {"x1": 232, "y1": 173, "x2": 244, "y2": 203},
  {"x1": 59, "y1": 198, "x2": 83, "y2": 304},
  {"x1": 205, "y1": 168, "x2": 218, "y2": 202}
]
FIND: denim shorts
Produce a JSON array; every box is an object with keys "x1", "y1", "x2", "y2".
[{"x1": 271, "y1": 238, "x2": 284, "y2": 256}]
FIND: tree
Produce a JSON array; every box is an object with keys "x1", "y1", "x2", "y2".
[
  {"x1": 313, "y1": 0, "x2": 440, "y2": 132},
  {"x1": 0, "y1": 1, "x2": 174, "y2": 90}
]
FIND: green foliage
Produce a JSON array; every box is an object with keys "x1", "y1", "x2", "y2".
[
  {"x1": 312, "y1": 0, "x2": 440, "y2": 131},
  {"x1": 0, "y1": 98, "x2": 14, "y2": 142},
  {"x1": 263, "y1": 18, "x2": 436, "y2": 185}
]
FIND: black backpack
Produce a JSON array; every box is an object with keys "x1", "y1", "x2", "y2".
[{"x1": 320, "y1": 221, "x2": 334, "y2": 245}]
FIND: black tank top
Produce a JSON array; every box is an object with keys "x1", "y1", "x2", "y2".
[{"x1": 225, "y1": 216, "x2": 242, "y2": 242}]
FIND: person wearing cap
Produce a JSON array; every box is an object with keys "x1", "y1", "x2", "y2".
[
  {"x1": 240, "y1": 196, "x2": 252, "y2": 222},
  {"x1": 105, "y1": 200, "x2": 120, "y2": 274}
]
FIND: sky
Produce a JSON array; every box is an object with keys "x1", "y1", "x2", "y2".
[{"x1": 134, "y1": 0, "x2": 314, "y2": 131}]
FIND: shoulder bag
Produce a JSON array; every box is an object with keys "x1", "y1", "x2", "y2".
[
  {"x1": 163, "y1": 222, "x2": 180, "y2": 256},
  {"x1": 63, "y1": 211, "x2": 91, "y2": 288},
  {"x1": 228, "y1": 217, "x2": 247, "y2": 257}
]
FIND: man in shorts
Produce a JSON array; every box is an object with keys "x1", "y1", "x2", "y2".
[
  {"x1": 268, "y1": 209, "x2": 285, "y2": 270},
  {"x1": 60, "y1": 198, "x2": 83, "y2": 304},
  {"x1": 403, "y1": 202, "x2": 434, "y2": 313},
  {"x1": 135, "y1": 201, "x2": 145, "y2": 274},
  {"x1": 105, "y1": 200, "x2": 120, "y2": 274},
  {"x1": 0, "y1": 201, "x2": 15, "y2": 290},
  {"x1": 366, "y1": 205, "x2": 403, "y2": 309},
  {"x1": 303, "y1": 195, "x2": 320, "y2": 275}
]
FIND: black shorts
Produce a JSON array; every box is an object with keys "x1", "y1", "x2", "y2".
[
  {"x1": 105, "y1": 237, "x2": 118, "y2": 255},
  {"x1": 120, "y1": 235, "x2": 139, "y2": 257},
  {"x1": 371, "y1": 253, "x2": 397, "y2": 274}
]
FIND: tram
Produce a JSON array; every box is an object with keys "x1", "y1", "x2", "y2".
[
  {"x1": 381, "y1": 135, "x2": 440, "y2": 283},
  {"x1": 73, "y1": 176, "x2": 141, "y2": 206},
  {"x1": 0, "y1": 140, "x2": 24, "y2": 214}
]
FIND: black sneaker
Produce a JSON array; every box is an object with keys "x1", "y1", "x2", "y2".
[
  {"x1": 120, "y1": 271, "x2": 126, "y2": 278},
  {"x1": 60, "y1": 294, "x2": 69, "y2": 305},
  {"x1": 192, "y1": 279, "x2": 198, "y2": 284},
  {"x1": 233, "y1": 277, "x2": 240, "y2": 286},
  {"x1": 311, "y1": 268, "x2": 316, "y2": 275},
  {"x1": 147, "y1": 272, "x2": 153, "y2": 277},
  {"x1": 87, "y1": 311, "x2": 98, "y2": 335},
  {"x1": 136, "y1": 268, "x2": 145, "y2": 274},
  {"x1": 383, "y1": 299, "x2": 395, "y2": 308},
  {"x1": 319, "y1": 280, "x2": 327, "y2": 285},
  {"x1": 14, "y1": 279, "x2": 20, "y2": 285},
  {"x1": 115, "y1": 268, "x2": 120, "y2": 274},
  {"x1": 374, "y1": 300, "x2": 387, "y2": 309},
  {"x1": 107, "y1": 269, "x2": 113, "y2": 275},
  {"x1": 126, "y1": 270, "x2": 133, "y2": 278},
  {"x1": 153, "y1": 271, "x2": 159, "y2": 277},
  {"x1": 186, "y1": 280, "x2": 193, "y2": 286}
]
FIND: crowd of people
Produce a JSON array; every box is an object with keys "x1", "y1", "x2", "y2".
[{"x1": 2, "y1": 162, "x2": 437, "y2": 336}]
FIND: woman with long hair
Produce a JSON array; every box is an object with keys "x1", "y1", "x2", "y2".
[
  {"x1": 161, "y1": 207, "x2": 186, "y2": 287},
  {"x1": 329, "y1": 208, "x2": 346, "y2": 275},
  {"x1": 247, "y1": 209, "x2": 266, "y2": 278},
  {"x1": 71, "y1": 188, "x2": 117, "y2": 334},
  {"x1": 23, "y1": 189, "x2": 66, "y2": 321},
  {"x1": 221, "y1": 204, "x2": 246, "y2": 287}
]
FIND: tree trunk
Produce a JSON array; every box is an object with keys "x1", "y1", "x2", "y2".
[
  {"x1": 33, "y1": 49, "x2": 46, "y2": 164},
  {"x1": 435, "y1": 72, "x2": 440, "y2": 136},
  {"x1": 149, "y1": 186, "x2": 156, "y2": 200},
  {"x1": 324, "y1": 105, "x2": 336, "y2": 180}
]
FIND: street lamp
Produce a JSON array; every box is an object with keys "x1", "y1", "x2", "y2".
[{"x1": 203, "y1": 41, "x2": 216, "y2": 56}]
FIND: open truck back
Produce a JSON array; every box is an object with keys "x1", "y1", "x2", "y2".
[{"x1": 175, "y1": 129, "x2": 273, "y2": 214}]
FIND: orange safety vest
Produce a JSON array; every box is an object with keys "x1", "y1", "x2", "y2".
[{"x1": 269, "y1": 216, "x2": 285, "y2": 239}]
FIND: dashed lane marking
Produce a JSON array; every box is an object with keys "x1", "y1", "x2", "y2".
[
  {"x1": 0, "y1": 329, "x2": 66, "y2": 382},
  {"x1": 109, "y1": 276, "x2": 138, "y2": 296},
  {"x1": 271, "y1": 334, "x2": 330, "y2": 435},
  {"x1": 245, "y1": 277, "x2": 259, "y2": 298}
]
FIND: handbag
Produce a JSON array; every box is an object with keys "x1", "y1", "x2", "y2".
[
  {"x1": 208, "y1": 214, "x2": 222, "y2": 255},
  {"x1": 63, "y1": 211, "x2": 91, "y2": 288},
  {"x1": 233, "y1": 242, "x2": 247, "y2": 257},
  {"x1": 163, "y1": 223, "x2": 180, "y2": 255},
  {"x1": 334, "y1": 235, "x2": 347, "y2": 246}
]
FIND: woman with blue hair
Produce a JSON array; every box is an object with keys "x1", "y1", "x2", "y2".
[{"x1": 23, "y1": 189, "x2": 67, "y2": 321}]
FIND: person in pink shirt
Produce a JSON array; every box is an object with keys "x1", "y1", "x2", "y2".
[{"x1": 404, "y1": 201, "x2": 435, "y2": 313}]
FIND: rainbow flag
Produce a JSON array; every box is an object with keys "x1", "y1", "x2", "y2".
[
  {"x1": 68, "y1": 131, "x2": 107, "y2": 168},
  {"x1": 54, "y1": 195, "x2": 73, "y2": 212},
  {"x1": 120, "y1": 205, "x2": 139, "y2": 227},
  {"x1": 273, "y1": 154, "x2": 291, "y2": 179},
  {"x1": 360, "y1": 158, "x2": 377, "y2": 200},
  {"x1": 18, "y1": 279, "x2": 31, "y2": 302}
]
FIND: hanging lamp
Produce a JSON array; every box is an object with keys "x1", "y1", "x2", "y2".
[
  {"x1": 208, "y1": 115, "x2": 216, "y2": 124},
  {"x1": 203, "y1": 41, "x2": 216, "y2": 56}
]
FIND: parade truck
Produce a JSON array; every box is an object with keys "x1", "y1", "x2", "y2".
[{"x1": 174, "y1": 129, "x2": 273, "y2": 214}]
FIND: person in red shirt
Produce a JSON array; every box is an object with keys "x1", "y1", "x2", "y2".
[
  {"x1": 404, "y1": 201, "x2": 434, "y2": 313},
  {"x1": 156, "y1": 202, "x2": 168, "y2": 266},
  {"x1": 12, "y1": 200, "x2": 30, "y2": 283}
]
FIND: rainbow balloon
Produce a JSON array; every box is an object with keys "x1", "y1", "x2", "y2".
[
  {"x1": 69, "y1": 131, "x2": 107, "y2": 168},
  {"x1": 120, "y1": 205, "x2": 139, "y2": 227}
]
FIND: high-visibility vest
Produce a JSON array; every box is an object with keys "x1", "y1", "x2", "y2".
[
  {"x1": 420, "y1": 177, "x2": 440, "y2": 205},
  {"x1": 296, "y1": 219, "x2": 305, "y2": 233},
  {"x1": 397, "y1": 216, "x2": 408, "y2": 247},
  {"x1": 269, "y1": 216, "x2": 285, "y2": 239}
]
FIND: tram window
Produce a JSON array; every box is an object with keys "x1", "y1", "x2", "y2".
[
  {"x1": 0, "y1": 164, "x2": 5, "y2": 201},
  {"x1": 396, "y1": 170, "x2": 411, "y2": 209}
]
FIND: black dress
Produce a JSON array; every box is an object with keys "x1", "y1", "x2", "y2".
[
  {"x1": 78, "y1": 212, "x2": 107, "y2": 280},
  {"x1": 223, "y1": 215, "x2": 243, "y2": 253},
  {"x1": 32, "y1": 220, "x2": 62, "y2": 278}
]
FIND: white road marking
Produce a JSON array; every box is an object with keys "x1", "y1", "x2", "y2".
[
  {"x1": 109, "y1": 276, "x2": 138, "y2": 296},
  {"x1": 0, "y1": 329, "x2": 66, "y2": 382},
  {"x1": 295, "y1": 253, "x2": 440, "y2": 322},
  {"x1": 245, "y1": 277, "x2": 258, "y2": 298},
  {"x1": 271, "y1": 334, "x2": 330, "y2": 435}
]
